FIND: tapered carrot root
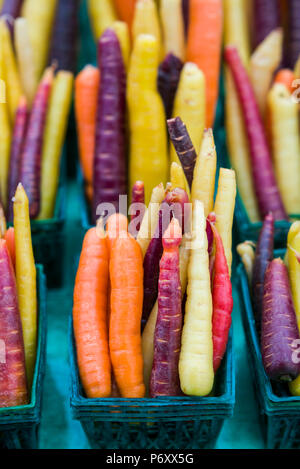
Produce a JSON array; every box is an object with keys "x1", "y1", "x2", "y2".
[
  {"x1": 0, "y1": 240, "x2": 28, "y2": 407},
  {"x1": 150, "y1": 218, "x2": 182, "y2": 397},
  {"x1": 129, "y1": 181, "x2": 145, "y2": 237},
  {"x1": 157, "y1": 54, "x2": 183, "y2": 120}
]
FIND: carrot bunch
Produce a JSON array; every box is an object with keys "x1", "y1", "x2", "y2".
[{"x1": 0, "y1": 183, "x2": 37, "y2": 407}]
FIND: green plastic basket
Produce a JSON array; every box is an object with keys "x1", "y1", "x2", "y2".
[
  {"x1": 69, "y1": 317, "x2": 235, "y2": 449},
  {"x1": 237, "y1": 255, "x2": 300, "y2": 449},
  {"x1": 0, "y1": 265, "x2": 47, "y2": 449}
]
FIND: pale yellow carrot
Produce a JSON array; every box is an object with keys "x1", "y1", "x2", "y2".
[
  {"x1": 223, "y1": 0, "x2": 250, "y2": 67},
  {"x1": 170, "y1": 161, "x2": 188, "y2": 193},
  {"x1": 111, "y1": 21, "x2": 131, "y2": 70},
  {"x1": 132, "y1": 0, "x2": 163, "y2": 58},
  {"x1": 236, "y1": 241, "x2": 256, "y2": 284},
  {"x1": 160, "y1": 0, "x2": 185, "y2": 61}
]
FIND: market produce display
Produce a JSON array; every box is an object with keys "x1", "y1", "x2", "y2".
[
  {"x1": 0, "y1": 184, "x2": 37, "y2": 407},
  {"x1": 223, "y1": 0, "x2": 300, "y2": 223}
]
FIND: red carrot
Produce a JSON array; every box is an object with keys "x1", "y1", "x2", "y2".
[
  {"x1": 261, "y1": 258, "x2": 300, "y2": 381},
  {"x1": 7, "y1": 96, "x2": 29, "y2": 223},
  {"x1": 19, "y1": 67, "x2": 54, "y2": 219},
  {"x1": 157, "y1": 53, "x2": 183, "y2": 120},
  {"x1": 150, "y1": 218, "x2": 182, "y2": 397},
  {"x1": 224, "y1": 46, "x2": 287, "y2": 221},
  {"x1": 0, "y1": 239, "x2": 28, "y2": 407},
  {"x1": 210, "y1": 221, "x2": 233, "y2": 372},
  {"x1": 93, "y1": 29, "x2": 127, "y2": 224},
  {"x1": 251, "y1": 213, "x2": 274, "y2": 334},
  {"x1": 4, "y1": 227, "x2": 15, "y2": 270},
  {"x1": 129, "y1": 181, "x2": 145, "y2": 237}
]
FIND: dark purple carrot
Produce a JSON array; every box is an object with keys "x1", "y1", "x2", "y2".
[
  {"x1": 284, "y1": 0, "x2": 300, "y2": 68},
  {"x1": 0, "y1": 239, "x2": 28, "y2": 407},
  {"x1": 129, "y1": 181, "x2": 145, "y2": 237},
  {"x1": 142, "y1": 187, "x2": 189, "y2": 323},
  {"x1": 251, "y1": 213, "x2": 274, "y2": 334},
  {"x1": 253, "y1": 0, "x2": 280, "y2": 48},
  {"x1": 224, "y1": 46, "x2": 288, "y2": 221},
  {"x1": 7, "y1": 96, "x2": 29, "y2": 223},
  {"x1": 157, "y1": 53, "x2": 183, "y2": 120},
  {"x1": 1, "y1": 0, "x2": 23, "y2": 18},
  {"x1": 261, "y1": 258, "x2": 300, "y2": 382},
  {"x1": 150, "y1": 218, "x2": 182, "y2": 397},
  {"x1": 48, "y1": 0, "x2": 80, "y2": 73},
  {"x1": 19, "y1": 67, "x2": 54, "y2": 219},
  {"x1": 93, "y1": 29, "x2": 127, "y2": 224},
  {"x1": 182, "y1": 0, "x2": 189, "y2": 38},
  {"x1": 167, "y1": 116, "x2": 197, "y2": 189}
]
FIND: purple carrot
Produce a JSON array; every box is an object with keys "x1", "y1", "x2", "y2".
[
  {"x1": 182, "y1": 0, "x2": 189, "y2": 38},
  {"x1": 93, "y1": 29, "x2": 127, "y2": 224},
  {"x1": 284, "y1": 0, "x2": 300, "y2": 68},
  {"x1": 48, "y1": 0, "x2": 80, "y2": 73},
  {"x1": 261, "y1": 258, "x2": 300, "y2": 382},
  {"x1": 7, "y1": 97, "x2": 29, "y2": 223},
  {"x1": 1, "y1": 0, "x2": 23, "y2": 18},
  {"x1": 251, "y1": 213, "x2": 274, "y2": 333},
  {"x1": 19, "y1": 67, "x2": 54, "y2": 218},
  {"x1": 157, "y1": 53, "x2": 183, "y2": 120},
  {"x1": 129, "y1": 181, "x2": 145, "y2": 237},
  {"x1": 142, "y1": 187, "x2": 189, "y2": 323},
  {"x1": 167, "y1": 116, "x2": 197, "y2": 189},
  {"x1": 150, "y1": 218, "x2": 182, "y2": 397},
  {"x1": 224, "y1": 46, "x2": 288, "y2": 221},
  {"x1": 253, "y1": 0, "x2": 280, "y2": 48}
]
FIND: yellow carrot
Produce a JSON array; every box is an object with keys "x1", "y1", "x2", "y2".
[
  {"x1": 21, "y1": 0, "x2": 58, "y2": 79},
  {"x1": 223, "y1": 0, "x2": 250, "y2": 67},
  {"x1": 268, "y1": 83, "x2": 300, "y2": 215},
  {"x1": 213, "y1": 168, "x2": 236, "y2": 276},
  {"x1": 191, "y1": 129, "x2": 216, "y2": 216},
  {"x1": 87, "y1": 0, "x2": 116, "y2": 40},
  {"x1": 14, "y1": 18, "x2": 39, "y2": 108},
  {"x1": 127, "y1": 34, "x2": 168, "y2": 204},
  {"x1": 160, "y1": 0, "x2": 185, "y2": 61},
  {"x1": 236, "y1": 241, "x2": 256, "y2": 284},
  {"x1": 170, "y1": 62, "x2": 206, "y2": 165},
  {"x1": 0, "y1": 20, "x2": 23, "y2": 123},
  {"x1": 179, "y1": 200, "x2": 214, "y2": 396},
  {"x1": 132, "y1": 0, "x2": 162, "y2": 58},
  {"x1": 250, "y1": 28, "x2": 283, "y2": 118},
  {"x1": 170, "y1": 162, "x2": 188, "y2": 193},
  {"x1": 13, "y1": 183, "x2": 37, "y2": 390},
  {"x1": 0, "y1": 98, "x2": 11, "y2": 210},
  {"x1": 111, "y1": 21, "x2": 131, "y2": 70},
  {"x1": 136, "y1": 182, "x2": 165, "y2": 257},
  {"x1": 225, "y1": 67, "x2": 260, "y2": 223},
  {"x1": 142, "y1": 233, "x2": 190, "y2": 395},
  {"x1": 38, "y1": 71, "x2": 73, "y2": 220}
]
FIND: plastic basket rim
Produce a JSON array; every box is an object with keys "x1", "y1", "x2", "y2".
[
  {"x1": 237, "y1": 253, "x2": 300, "y2": 410},
  {"x1": 69, "y1": 314, "x2": 235, "y2": 409},
  {"x1": 0, "y1": 264, "x2": 47, "y2": 416}
]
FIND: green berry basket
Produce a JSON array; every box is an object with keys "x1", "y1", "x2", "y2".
[
  {"x1": 237, "y1": 254, "x2": 300, "y2": 449},
  {"x1": 69, "y1": 316, "x2": 235, "y2": 450},
  {"x1": 0, "y1": 265, "x2": 47, "y2": 449}
]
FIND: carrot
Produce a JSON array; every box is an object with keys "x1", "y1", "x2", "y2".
[
  {"x1": 0, "y1": 239, "x2": 28, "y2": 407},
  {"x1": 157, "y1": 53, "x2": 183, "y2": 120},
  {"x1": 106, "y1": 213, "x2": 128, "y2": 253},
  {"x1": 170, "y1": 162, "x2": 187, "y2": 192},
  {"x1": 224, "y1": 46, "x2": 288, "y2": 221},
  {"x1": 73, "y1": 225, "x2": 111, "y2": 398},
  {"x1": 93, "y1": 29, "x2": 127, "y2": 222},
  {"x1": 129, "y1": 181, "x2": 145, "y2": 237},
  {"x1": 181, "y1": 0, "x2": 189, "y2": 37},
  {"x1": 0, "y1": 203, "x2": 6, "y2": 238},
  {"x1": 87, "y1": 0, "x2": 116, "y2": 40},
  {"x1": 284, "y1": 0, "x2": 300, "y2": 69},
  {"x1": 14, "y1": 18, "x2": 39, "y2": 109},
  {"x1": 13, "y1": 183, "x2": 37, "y2": 390},
  {"x1": 7, "y1": 97, "x2": 29, "y2": 224},
  {"x1": 111, "y1": 21, "x2": 131, "y2": 70},
  {"x1": 223, "y1": 0, "x2": 250, "y2": 67},
  {"x1": 210, "y1": 222, "x2": 233, "y2": 372},
  {"x1": 38, "y1": 71, "x2": 74, "y2": 220},
  {"x1": 186, "y1": 0, "x2": 222, "y2": 128},
  {"x1": 160, "y1": 0, "x2": 185, "y2": 61},
  {"x1": 4, "y1": 227, "x2": 15, "y2": 270},
  {"x1": 236, "y1": 241, "x2": 256, "y2": 285},
  {"x1": 113, "y1": 0, "x2": 136, "y2": 31},
  {"x1": 150, "y1": 218, "x2": 182, "y2": 397},
  {"x1": 0, "y1": 97, "x2": 11, "y2": 211},
  {"x1": 109, "y1": 231, "x2": 145, "y2": 398},
  {"x1": 179, "y1": 200, "x2": 214, "y2": 396},
  {"x1": 21, "y1": 0, "x2": 58, "y2": 79},
  {"x1": 274, "y1": 68, "x2": 295, "y2": 93},
  {"x1": 1, "y1": 0, "x2": 23, "y2": 17},
  {"x1": 253, "y1": 0, "x2": 280, "y2": 49},
  {"x1": 75, "y1": 65, "x2": 100, "y2": 201},
  {"x1": 132, "y1": 0, "x2": 163, "y2": 59}
]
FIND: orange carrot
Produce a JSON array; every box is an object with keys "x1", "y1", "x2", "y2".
[
  {"x1": 186, "y1": 0, "x2": 223, "y2": 128},
  {"x1": 113, "y1": 0, "x2": 136, "y2": 31},
  {"x1": 73, "y1": 225, "x2": 111, "y2": 398},
  {"x1": 274, "y1": 68, "x2": 295, "y2": 93},
  {"x1": 75, "y1": 65, "x2": 100, "y2": 201},
  {"x1": 4, "y1": 227, "x2": 15, "y2": 270},
  {"x1": 109, "y1": 231, "x2": 145, "y2": 398},
  {"x1": 106, "y1": 213, "x2": 129, "y2": 253}
]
